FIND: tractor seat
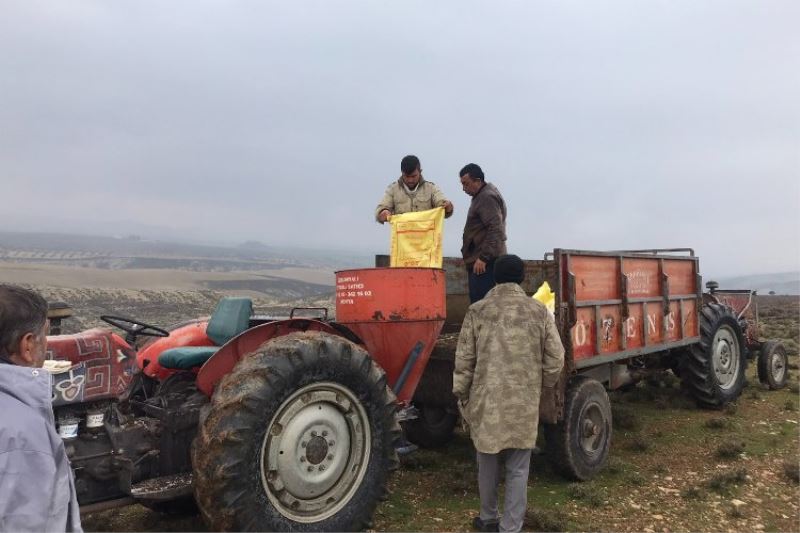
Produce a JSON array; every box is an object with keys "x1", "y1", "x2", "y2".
[{"x1": 158, "y1": 297, "x2": 253, "y2": 370}]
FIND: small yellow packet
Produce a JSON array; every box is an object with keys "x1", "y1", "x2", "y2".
[{"x1": 533, "y1": 281, "x2": 555, "y2": 314}]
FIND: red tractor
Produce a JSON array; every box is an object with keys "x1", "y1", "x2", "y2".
[{"x1": 47, "y1": 267, "x2": 444, "y2": 531}]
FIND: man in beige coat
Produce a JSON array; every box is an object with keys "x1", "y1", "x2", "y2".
[
  {"x1": 375, "y1": 155, "x2": 453, "y2": 223},
  {"x1": 453, "y1": 255, "x2": 565, "y2": 532}
]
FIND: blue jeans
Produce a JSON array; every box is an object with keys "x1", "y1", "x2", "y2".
[{"x1": 468, "y1": 260, "x2": 496, "y2": 303}]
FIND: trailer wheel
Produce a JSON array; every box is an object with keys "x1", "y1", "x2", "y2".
[
  {"x1": 684, "y1": 303, "x2": 747, "y2": 408},
  {"x1": 757, "y1": 340, "x2": 788, "y2": 390},
  {"x1": 403, "y1": 404, "x2": 458, "y2": 448},
  {"x1": 192, "y1": 332, "x2": 401, "y2": 532},
  {"x1": 544, "y1": 377, "x2": 612, "y2": 481}
]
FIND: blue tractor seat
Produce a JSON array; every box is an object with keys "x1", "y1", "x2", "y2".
[{"x1": 158, "y1": 297, "x2": 253, "y2": 370}]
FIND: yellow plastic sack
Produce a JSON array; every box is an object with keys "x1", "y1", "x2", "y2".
[
  {"x1": 388, "y1": 207, "x2": 445, "y2": 268},
  {"x1": 533, "y1": 281, "x2": 556, "y2": 314}
]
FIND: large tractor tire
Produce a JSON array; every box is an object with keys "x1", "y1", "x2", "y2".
[
  {"x1": 757, "y1": 340, "x2": 788, "y2": 390},
  {"x1": 403, "y1": 404, "x2": 458, "y2": 448},
  {"x1": 544, "y1": 376, "x2": 612, "y2": 481},
  {"x1": 683, "y1": 302, "x2": 747, "y2": 408},
  {"x1": 192, "y1": 332, "x2": 401, "y2": 532}
]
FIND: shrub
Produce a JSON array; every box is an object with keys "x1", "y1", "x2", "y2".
[
  {"x1": 567, "y1": 483, "x2": 606, "y2": 507},
  {"x1": 707, "y1": 468, "x2": 748, "y2": 494},
  {"x1": 715, "y1": 441, "x2": 746, "y2": 460},
  {"x1": 705, "y1": 417, "x2": 731, "y2": 430},
  {"x1": 626, "y1": 434, "x2": 651, "y2": 452},
  {"x1": 524, "y1": 508, "x2": 570, "y2": 532},
  {"x1": 611, "y1": 405, "x2": 639, "y2": 430},
  {"x1": 681, "y1": 486, "x2": 705, "y2": 500},
  {"x1": 783, "y1": 459, "x2": 800, "y2": 484},
  {"x1": 624, "y1": 470, "x2": 646, "y2": 486}
]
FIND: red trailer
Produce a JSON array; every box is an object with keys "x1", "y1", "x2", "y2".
[{"x1": 392, "y1": 249, "x2": 770, "y2": 480}]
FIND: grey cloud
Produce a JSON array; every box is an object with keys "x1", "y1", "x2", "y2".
[{"x1": 0, "y1": 0, "x2": 797, "y2": 277}]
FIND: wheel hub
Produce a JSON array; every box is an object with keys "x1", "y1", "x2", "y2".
[
  {"x1": 579, "y1": 402, "x2": 606, "y2": 456},
  {"x1": 712, "y1": 325, "x2": 740, "y2": 390},
  {"x1": 771, "y1": 351, "x2": 786, "y2": 382},
  {"x1": 260, "y1": 382, "x2": 371, "y2": 523},
  {"x1": 305, "y1": 435, "x2": 329, "y2": 465}
]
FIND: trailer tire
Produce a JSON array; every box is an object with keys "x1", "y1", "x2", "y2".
[
  {"x1": 544, "y1": 376, "x2": 612, "y2": 481},
  {"x1": 684, "y1": 303, "x2": 747, "y2": 408},
  {"x1": 757, "y1": 340, "x2": 788, "y2": 390},
  {"x1": 403, "y1": 404, "x2": 458, "y2": 448},
  {"x1": 192, "y1": 332, "x2": 401, "y2": 532}
]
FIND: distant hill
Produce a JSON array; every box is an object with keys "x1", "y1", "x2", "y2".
[
  {"x1": 0, "y1": 231, "x2": 371, "y2": 271},
  {"x1": 715, "y1": 271, "x2": 800, "y2": 295}
]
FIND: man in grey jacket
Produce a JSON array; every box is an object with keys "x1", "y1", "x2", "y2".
[{"x1": 0, "y1": 284, "x2": 82, "y2": 532}]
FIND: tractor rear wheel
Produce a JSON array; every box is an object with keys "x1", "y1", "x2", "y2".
[
  {"x1": 192, "y1": 332, "x2": 401, "y2": 532},
  {"x1": 683, "y1": 303, "x2": 747, "y2": 408},
  {"x1": 403, "y1": 404, "x2": 458, "y2": 448},
  {"x1": 757, "y1": 340, "x2": 788, "y2": 390},
  {"x1": 544, "y1": 376, "x2": 612, "y2": 481}
]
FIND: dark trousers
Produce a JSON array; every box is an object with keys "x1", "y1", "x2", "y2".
[{"x1": 468, "y1": 260, "x2": 496, "y2": 303}]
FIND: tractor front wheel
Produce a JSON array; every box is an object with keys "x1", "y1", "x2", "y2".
[
  {"x1": 757, "y1": 340, "x2": 788, "y2": 390},
  {"x1": 192, "y1": 332, "x2": 400, "y2": 532}
]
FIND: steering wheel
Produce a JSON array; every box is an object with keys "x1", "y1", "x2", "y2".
[{"x1": 101, "y1": 315, "x2": 170, "y2": 342}]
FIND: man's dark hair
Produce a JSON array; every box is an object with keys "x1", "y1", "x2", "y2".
[
  {"x1": 0, "y1": 285, "x2": 48, "y2": 358},
  {"x1": 401, "y1": 155, "x2": 421, "y2": 175},
  {"x1": 460, "y1": 163, "x2": 484, "y2": 182}
]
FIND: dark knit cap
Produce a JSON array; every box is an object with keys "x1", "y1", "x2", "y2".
[{"x1": 494, "y1": 254, "x2": 525, "y2": 284}]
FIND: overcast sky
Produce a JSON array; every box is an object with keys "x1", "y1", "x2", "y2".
[{"x1": 1, "y1": 1, "x2": 798, "y2": 277}]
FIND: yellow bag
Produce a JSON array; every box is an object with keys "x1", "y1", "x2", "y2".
[
  {"x1": 388, "y1": 207, "x2": 445, "y2": 268},
  {"x1": 533, "y1": 281, "x2": 556, "y2": 314}
]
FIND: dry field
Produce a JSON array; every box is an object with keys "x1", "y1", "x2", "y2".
[
  {"x1": 0, "y1": 260, "x2": 335, "y2": 332},
  {"x1": 72, "y1": 295, "x2": 800, "y2": 533}
]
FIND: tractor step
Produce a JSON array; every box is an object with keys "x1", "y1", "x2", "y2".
[{"x1": 130, "y1": 472, "x2": 193, "y2": 501}]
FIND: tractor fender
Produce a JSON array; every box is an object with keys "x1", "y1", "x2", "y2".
[{"x1": 196, "y1": 319, "x2": 358, "y2": 397}]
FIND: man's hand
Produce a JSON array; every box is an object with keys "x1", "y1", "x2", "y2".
[
  {"x1": 378, "y1": 209, "x2": 392, "y2": 223},
  {"x1": 472, "y1": 258, "x2": 487, "y2": 275},
  {"x1": 442, "y1": 200, "x2": 453, "y2": 216},
  {"x1": 457, "y1": 397, "x2": 470, "y2": 432},
  {"x1": 539, "y1": 385, "x2": 559, "y2": 425}
]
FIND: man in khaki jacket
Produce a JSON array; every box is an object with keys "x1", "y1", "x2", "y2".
[
  {"x1": 453, "y1": 255, "x2": 565, "y2": 533},
  {"x1": 375, "y1": 155, "x2": 453, "y2": 223}
]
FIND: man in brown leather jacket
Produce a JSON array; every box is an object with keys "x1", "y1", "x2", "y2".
[{"x1": 460, "y1": 163, "x2": 507, "y2": 302}]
